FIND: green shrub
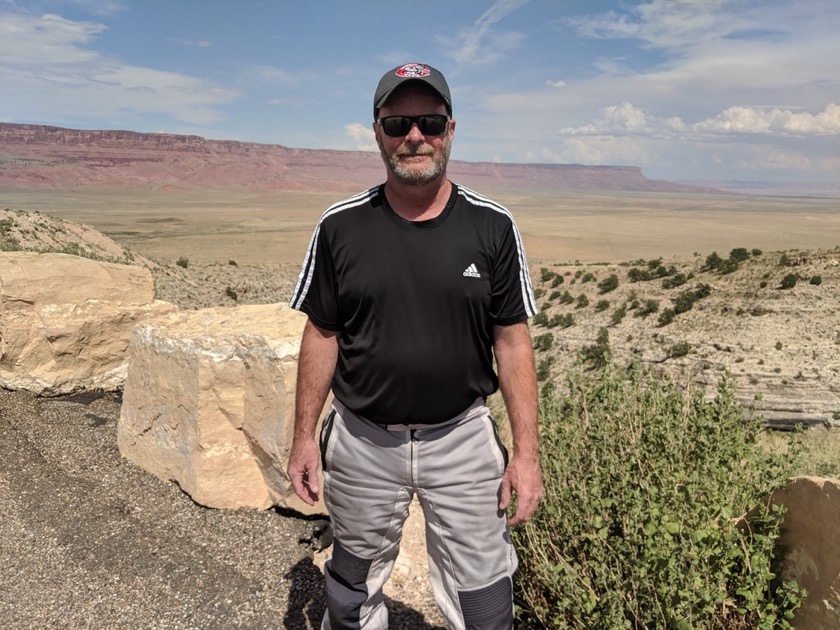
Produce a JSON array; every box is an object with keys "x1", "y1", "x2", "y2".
[
  {"x1": 514, "y1": 367, "x2": 803, "y2": 629},
  {"x1": 780, "y1": 274, "x2": 797, "y2": 289},
  {"x1": 548, "y1": 313, "x2": 574, "y2": 329},
  {"x1": 730, "y1": 247, "x2": 750, "y2": 262},
  {"x1": 610, "y1": 306, "x2": 627, "y2": 326},
  {"x1": 540, "y1": 267, "x2": 555, "y2": 283},
  {"x1": 578, "y1": 328, "x2": 610, "y2": 370},
  {"x1": 597, "y1": 274, "x2": 619, "y2": 294},
  {"x1": 575, "y1": 294, "x2": 589, "y2": 309},
  {"x1": 225, "y1": 287, "x2": 238, "y2": 301},
  {"x1": 657, "y1": 307, "x2": 676, "y2": 327},
  {"x1": 176, "y1": 257, "x2": 189, "y2": 269},
  {"x1": 594, "y1": 299, "x2": 610, "y2": 313},
  {"x1": 809, "y1": 275, "x2": 822, "y2": 286},
  {"x1": 704, "y1": 251, "x2": 724, "y2": 271},
  {"x1": 533, "y1": 333, "x2": 554, "y2": 352},
  {"x1": 634, "y1": 299, "x2": 659, "y2": 318},
  {"x1": 662, "y1": 273, "x2": 687, "y2": 289},
  {"x1": 536, "y1": 356, "x2": 555, "y2": 381},
  {"x1": 667, "y1": 340, "x2": 691, "y2": 358}
]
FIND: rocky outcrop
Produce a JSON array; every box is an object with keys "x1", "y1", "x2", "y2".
[
  {"x1": 117, "y1": 304, "x2": 322, "y2": 514},
  {"x1": 0, "y1": 123, "x2": 713, "y2": 194},
  {"x1": 0, "y1": 252, "x2": 175, "y2": 395},
  {"x1": 768, "y1": 477, "x2": 840, "y2": 630}
]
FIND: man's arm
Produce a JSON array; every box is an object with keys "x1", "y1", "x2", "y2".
[
  {"x1": 287, "y1": 318, "x2": 340, "y2": 505},
  {"x1": 494, "y1": 320, "x2": 544, "y2": 526}
]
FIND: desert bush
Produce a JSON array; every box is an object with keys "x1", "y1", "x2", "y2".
[
  {"x1": 558, "y1": 291, "x2": 575, "y2": 305},
  {"x1": 536, "y1": 356, "x2": 555, "y2": 382},
  {"x1": 540, "y1": 267, "x2": 555, "y2": 283},
  {"x1": 594, "y1": 299, "x2": 610, "y2": 313},
  {"x1": 575, "y1": 294, "x2": 590, "y2": 309},
  {"x1": 610, "y1": 306, "x2": 627, "y2": 326},
  {"x1": 662, "y1": 273, "x2": 687, "y2": 289},
  {"x1": 780, "y1": 274, "x2": 797, "y2": 289},
  {"x1": 533, "y1": 311, "x2": 549, "y2": 327},
  {"x1": 634, "y1": 299, "x2": 659, "y2": 318},
  {"x1": 225, "y1": 287, "x2": 238, "y2": 301},
  {"x1": 176, "y1": 257, "x2": 189, "y2": 269},
  {"x1": 549, "y1": 313, "x2": 574, "y2": 329},
  {"x1": 533, "y1": 333, "x2": 554, "y2": 352},
  {"x1": 597, "y1": 274, "x2": 619, "y2": 294},
  {"x1": 730, "y1": 247, "x2": 750, "y2": 262},
  {"x1": 809, "y1": 275, "x2": 822, "y2": 286},
  {"x1": 667, "y1": 340, "x2": 691, "y2": 358},
  {"x1": 657, "y1": 307, "x2": 676, "y2": 327},
  {"x1": 578, "y1": 328, "x2": 610, "y2": 370},
  {"x1": 628, "y1": 267, "x2": 654, "y2": 282},
  {"x1": 581, "y1": 272, "x2": 596, "y2": 283},
  {"x1": 514, "y1": 367, "x2": 803, "y2": 629},
  {"x1": 552, "y1": 275, "x2": 565, "y2": 288},
  {"x1": 704, "y1": 251, "x2": 724, "y2": 271},
  {"x1": 533, "y1": 288, "x2": 545, "y2": 300}
]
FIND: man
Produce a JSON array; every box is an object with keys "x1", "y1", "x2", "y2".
[{"x1": 287, "y1": 62, "x2": 543, "y2": 630}]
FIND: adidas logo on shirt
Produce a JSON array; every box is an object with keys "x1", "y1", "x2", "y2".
[{"x1": 463, "y1": 263, "x2": 481, "y2": 278}]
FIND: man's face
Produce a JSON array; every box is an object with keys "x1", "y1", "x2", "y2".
[{"x1": 374, "y1": 84, "x2": 455, "y2": 186}]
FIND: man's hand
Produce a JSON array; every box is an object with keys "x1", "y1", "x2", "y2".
[
  {"x1": 499, "y1": 453, "x2": 544, "y2": 526},
  {"x1": 287, "y1": 438, "x2": 321, "y2": 505}
]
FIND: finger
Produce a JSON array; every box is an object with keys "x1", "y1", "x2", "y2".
[
  {"x1": 499, "y1": 475, "x2": 512, "y2": 510},
  {"x1": 305, "y1": 476, "x2": 320, "y2": 502}
]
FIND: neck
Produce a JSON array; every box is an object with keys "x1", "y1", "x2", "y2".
[{"x1": 384, "y1": 177, "x2": 452, "y2": 222}]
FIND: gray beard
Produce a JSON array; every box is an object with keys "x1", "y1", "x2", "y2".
[{"x1": 380, "y1": 141, "x2": 451, "y2": 186}]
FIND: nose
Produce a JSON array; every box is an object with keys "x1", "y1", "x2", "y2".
[{"x1": 405, "y1": 123, "x2": 426, "y2": 142}]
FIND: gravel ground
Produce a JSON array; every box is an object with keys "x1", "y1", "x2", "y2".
[{"x1": 0, "y1": 390, "x2": 443, "y2": 630}]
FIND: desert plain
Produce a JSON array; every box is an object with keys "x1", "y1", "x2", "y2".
[{"x1": 2, "y1": 187, "x2": 838, "y2": 268}]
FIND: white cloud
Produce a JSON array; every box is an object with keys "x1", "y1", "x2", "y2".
[
  {"x1": 559, "y1": 102, "x2": 840, "y2": 139},
  {"x1": 545, "y1": 80, "x2": 566, "y2": 88},
  {"x1": 440, "y1": 0, "x2": 529, "y2": 65},
  {"x1": 0, "y1": 10, "x2": 238, "y2": 126},
  {"x1": 344, "y1": 122, "x2": 378, "y2": 152}
]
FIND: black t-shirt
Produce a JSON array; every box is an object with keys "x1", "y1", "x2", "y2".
[{"x1": 290, "y1": 183, "x2": 537, "y2": 424}]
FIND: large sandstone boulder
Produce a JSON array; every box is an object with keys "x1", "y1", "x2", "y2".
[
  {"x1": 0, "y1": 251, "x2": 175, "y2": 394},
  {"x1": 770, "y1": 476, "x2": 840, "y2": 630},
  {"x1": 117, "y1": 303, "x2": 323, "y2": 514}
]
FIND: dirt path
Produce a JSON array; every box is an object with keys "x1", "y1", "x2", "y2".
[{"x1": 0, "y1": 389, "x2": 441, "y2": 629}]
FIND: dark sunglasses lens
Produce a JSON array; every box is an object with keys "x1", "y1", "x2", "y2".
[
  {"x1": 380, "y1": 115, "x2": 448, "y2": 136},
  {"x1": 382, "y1": 117, "x2": 411, "y2": 136},
  {"x1": 418, "y1": 116, "x2": 447, "y2": 135}
]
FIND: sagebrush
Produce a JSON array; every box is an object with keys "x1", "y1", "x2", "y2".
[{"x1": 513, "y1": 366, "x2": 803, "y2": 629}]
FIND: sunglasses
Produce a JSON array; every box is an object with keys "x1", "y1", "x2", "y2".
[{"x1": 376, "y1": 114, "x2": 450, "y2": 137}]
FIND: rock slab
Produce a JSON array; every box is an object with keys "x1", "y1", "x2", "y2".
[
  {"x1": 0, "y1": 251, "x2": 175, "y2": 395},
  {"x1": 771, "y1": 476, "x2": 840, "y2": 630},
  {"x1": 117, "y1": 303, "x2": 323, "y2": 514}
]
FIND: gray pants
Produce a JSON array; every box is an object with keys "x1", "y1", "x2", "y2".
[{"x1": 319, "y1": 398, "x2": 517, "y2": 630}]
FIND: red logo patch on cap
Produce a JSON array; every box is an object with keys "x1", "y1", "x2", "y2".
[{"x1": 395, "y1": 63, "x2": 431, "y2": 78}]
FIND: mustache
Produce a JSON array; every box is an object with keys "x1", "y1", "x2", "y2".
[{"x1": 395, "y1": 146, "x2": 434, "y2": 157}]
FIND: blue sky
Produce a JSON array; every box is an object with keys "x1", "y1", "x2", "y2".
[{"x1": 1, "y1": 0, "x2": 838, "y2": 183}]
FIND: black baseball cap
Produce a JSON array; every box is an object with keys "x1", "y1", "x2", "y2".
[{"x1": 373, "y1": 62, "x2": 452, "y2": 119}]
